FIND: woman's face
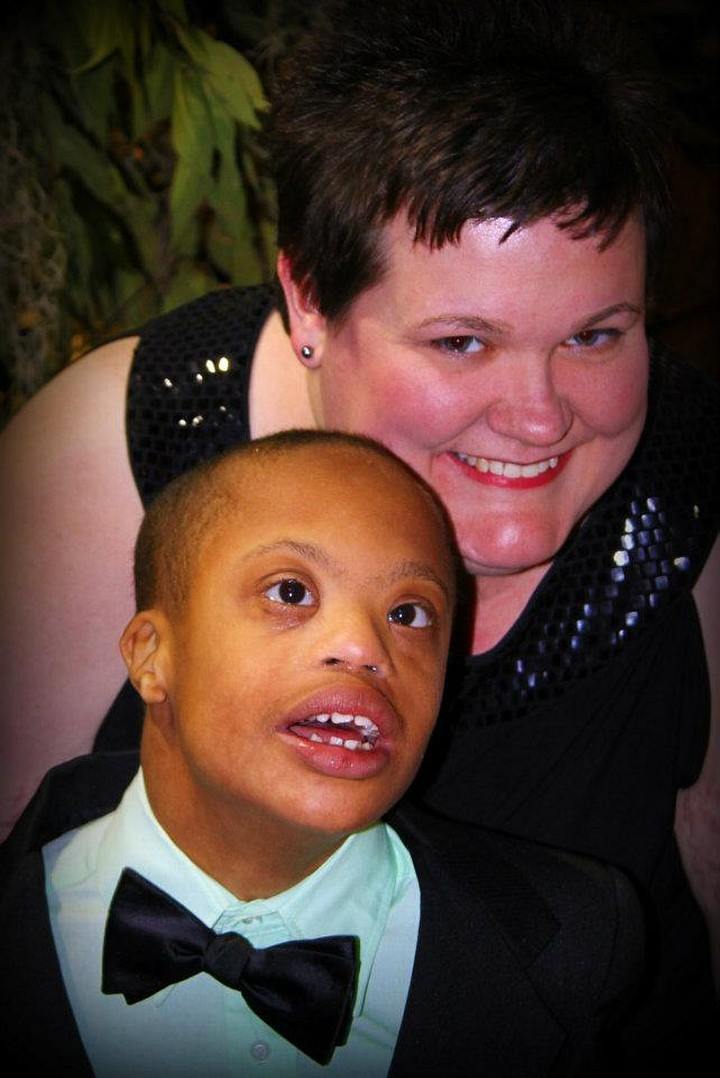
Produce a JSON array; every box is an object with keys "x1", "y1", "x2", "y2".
[{"x1": 295, "y1": 213, "x2": 648, "y2": 578}]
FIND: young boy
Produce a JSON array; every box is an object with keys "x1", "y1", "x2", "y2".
[{"x1": 1, "y1": 431, "x2": 642, "y2": 1076}]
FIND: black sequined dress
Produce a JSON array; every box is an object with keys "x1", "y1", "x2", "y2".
[{"x1": 101, "y1": 284, "x2": 719, "y2": 1072}]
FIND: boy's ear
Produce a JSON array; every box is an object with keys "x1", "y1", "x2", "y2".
[
  {"x1": 119, "y1": 612, "x2": 172, "y2": 705},
  {"x1": 276, "y1": 250, "x2": 327, "y2": 368}
]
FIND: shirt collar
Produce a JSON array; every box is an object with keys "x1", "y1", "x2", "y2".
[{"x1": 95, "y1": 769, "x2": 398, "y2": 1013}]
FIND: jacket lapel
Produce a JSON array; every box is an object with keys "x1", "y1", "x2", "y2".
[
  {"x1": 0, "y1": 751, "x2": 140, "y2": 1076},
  {"x1": 0, "y1": 848, "x2": 95, "y2": 1076},
  {"x1": 387, "y1": 804, "x2": 567, "y2": 1077},
  {"x1": 3, "y1": 756, "x2": 568, "y2": 1077}
]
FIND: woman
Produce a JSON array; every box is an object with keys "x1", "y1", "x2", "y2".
[{"x1": 1, "y1": 0, "x2": 717, "y2": 1070}]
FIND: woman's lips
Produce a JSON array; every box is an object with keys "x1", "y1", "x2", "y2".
[{"x1": 450, "y1": 449, "x2": 572, "y2": 489}]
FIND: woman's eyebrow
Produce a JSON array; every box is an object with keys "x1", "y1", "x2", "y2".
[
  {"x1": 416, "y1": 303, "x2": 644, "y2": 336},
  {"x1": 416, "y1": 314, "x2": 510, "y2": 336},
  {"x1": 578, "y1": 302, "x2": 645, "y2": 326}
]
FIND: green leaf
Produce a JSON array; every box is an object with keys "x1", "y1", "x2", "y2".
[
  {"x1": 169, "y1": 156, "x2": 207, "y2": 255},
  {"x1": 142, "y1": 42, "x2": 174, "y2": 126},
  {"x1": 111, "y1": 267, "x2": 156, "y2": 331},
  {"x1": 72, "y1": 58, "x2": 116, "y2": 145},
  {"x1": 172, "y1": 23, "x2": 210, "y2": 67},
  {"x1": 116, "y1": 196, "x2": 162, "y2": 281},
  {"x1": 53, "y1": 178, "x2": 92, "y2": 296},
  {"x1": 174, "y1": 24, "x2": 266, "y2": 130},
  {"x1": 169, "y1": 67, "x2": 215, "y2": 252},
  {"x1": 41, "y1": 95, "x2": 133, "y2": 215},
  {"x1": 69, "y1": 0, "x2": 136, "y2": 75},
  {"x1": 171, "y1": 66, "x2": 214, "y2": 171},
  {"x1": 160, "y1": 262, "x2": 217, "y2": 314},
  {"x1": 201, "y1": 38, "x2": 267, "y2": 130},
  {"x1": 157, "y1": 0, "x2": 190, "y2": 24}
]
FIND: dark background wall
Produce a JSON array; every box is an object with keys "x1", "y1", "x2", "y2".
[
  {"x1": 625, "y1": 0, "x2": 718, "y2": 380},
  {"x1": 1, "y1": 0, "x2": 717, "y2": 420}
]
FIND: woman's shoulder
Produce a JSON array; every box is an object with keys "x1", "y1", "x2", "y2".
[
  {"x1": 647, "y1": 345, "x2": 720, "y2": 461},
  {"x1": 127, "y1": 284, "x2": 276, "y2": 504},
  {"x1": 130, "y1": 283, "x2": 276, "y2": 355},
  {"x1": 633, "y1": 345, "x2": 720, "y2": 557}
]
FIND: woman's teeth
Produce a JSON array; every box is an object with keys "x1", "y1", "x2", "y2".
[{"x1": 456, "y1": 452, "x2": 559, "y2": 478}]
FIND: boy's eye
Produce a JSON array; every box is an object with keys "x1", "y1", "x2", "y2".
[
  {"x1": 388, "y1": 602, "x2": 433, "y2": 628},
  {"x1": 265, "y1": 579, "x2": 314, "y2": 606}
]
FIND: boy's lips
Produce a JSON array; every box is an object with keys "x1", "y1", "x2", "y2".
[{"x1": 277, "y1": 686, "x2": 401, "y2": 777}]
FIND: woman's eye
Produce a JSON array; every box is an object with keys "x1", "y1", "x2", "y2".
[
  {"x1": 265, "y1": 579, "x2": 314, "y2": 606},
  {"x1": 388, "y1": 602, "x2": 433, "y2": 628},
  {"x1": 435, "y1": 335, "x2": 484, "y2": 355},
  {"x1": 566, "y1": 328, "x2": 620, "y2": 349}
]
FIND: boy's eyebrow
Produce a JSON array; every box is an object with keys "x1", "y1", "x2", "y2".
[
  {"x1": 240, "y1": 540, "x2": 451, "y2": 600},
  {"x1": 371, "y1": 560, "x2": 452, "y2": 602},
  {"x1": 241, "y1": 539, "x2": 335, "y2": 568}
]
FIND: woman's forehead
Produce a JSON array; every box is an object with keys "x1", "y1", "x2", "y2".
[{"x1": 348, "y1": 210, "x2": 645, "y2": 324}]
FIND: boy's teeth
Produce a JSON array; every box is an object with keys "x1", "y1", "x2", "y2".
[
  {"x1": 327, "y1": 713, "x2": 380, "y2": 737},
  {"x1": 457, "y1": 452, "x2": 560, "y2": 477},
  {"x1": 298, "y1": 712, "x2": 381, "y2": 748}
]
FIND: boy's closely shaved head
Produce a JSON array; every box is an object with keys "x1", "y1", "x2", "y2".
[
  {"x1": 133, "y1": 429, "x2": 458, "y2": 616},
  {"x1": 127, "y1": 428, "x2": 459, "y2": 882}
]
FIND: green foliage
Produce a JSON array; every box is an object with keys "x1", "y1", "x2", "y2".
[{"x1": 1, "y1": 0, "x2": 281, "y2": 423}]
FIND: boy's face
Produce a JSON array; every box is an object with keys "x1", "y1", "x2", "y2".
[{"x1": 155, "y1": 447, "x2": 454, "y2": 841}]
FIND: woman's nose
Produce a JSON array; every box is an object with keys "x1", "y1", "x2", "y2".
[{"x1": 485, "y1": 357, "x2": 572, "y2": 447}]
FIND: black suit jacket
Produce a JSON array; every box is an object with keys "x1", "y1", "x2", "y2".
[{"x1": 0, "y1": 752, "x2": 643, "y2": 1077}]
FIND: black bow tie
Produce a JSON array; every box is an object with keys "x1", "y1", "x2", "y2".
[{"x1": 102, "y1": 867, "x2": 358, "y2": 1065}]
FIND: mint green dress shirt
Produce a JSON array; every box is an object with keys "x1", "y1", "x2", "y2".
[{"x1": 43, "y1": 770, "x2": 420, "y2": 1076}]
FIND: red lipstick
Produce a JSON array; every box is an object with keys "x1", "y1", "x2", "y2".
[{"x1": 451, "y1": 449, "x2": 572, "y2": 489}]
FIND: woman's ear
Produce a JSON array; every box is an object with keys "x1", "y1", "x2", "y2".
[
  {"x1": 276, "y1": 251, "x2": 327, "y2": 367},
  {"x1": 119, "y1": 612, "x2": 171, "y2": 705}
]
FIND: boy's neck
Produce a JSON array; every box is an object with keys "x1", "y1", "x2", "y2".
[{"x1": 141, "y1": 752, "x2": 349, "y2": 901}]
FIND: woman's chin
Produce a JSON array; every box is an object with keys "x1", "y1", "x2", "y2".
[{"x1": 458, "y1": 528, "x2": 563, "y2": 579}]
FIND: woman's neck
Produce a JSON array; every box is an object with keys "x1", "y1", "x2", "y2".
[
  {"x1": 468, "y1": 561, "x2": 552, "y2": 655},
  {"x1": 248, "y1": 310, "x2": 317, "y2": 437}
]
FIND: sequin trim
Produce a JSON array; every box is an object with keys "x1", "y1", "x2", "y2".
[{"x1": 127, "y1": 288, "x2": 720, "y2": 727}]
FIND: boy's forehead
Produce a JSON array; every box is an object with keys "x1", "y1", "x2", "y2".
[
  {"x1": 223, "y1": 444, "x2": 423, "y2": 509},
  {"x1": 212, "y1": 445, "x2": 451, "y2": 562}
]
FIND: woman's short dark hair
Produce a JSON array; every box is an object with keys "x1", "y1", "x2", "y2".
[{"x1": 267, "y1": 0, "x2": 670, "y2": 321}]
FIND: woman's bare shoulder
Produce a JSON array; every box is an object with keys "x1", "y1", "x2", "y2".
[
  {"x1": 3, "y1": 334, "x2": 139, "y2": 447},
  {"x1": 0, "y1": 335, "x2": 145, "y2": 828}
]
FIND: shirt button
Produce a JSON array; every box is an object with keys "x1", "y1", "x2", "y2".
[{"x1": 250, "y1": 1041, "x2": 270, "y2": 1061}]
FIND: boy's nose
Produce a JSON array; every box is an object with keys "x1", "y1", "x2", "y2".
[
  {"x1": 323, "y1": 656, "x2": 379, "y2": 674},
  {"x1": 316, "y1": 609, "x2": 390, "y2": 676}
]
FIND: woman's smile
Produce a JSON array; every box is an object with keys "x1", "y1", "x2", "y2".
[
  {"x1": 449, "y1": 449, "x2": 571, "y2": 489},
  {"x1": 303, "y1": 212, "x2": 648, "y2": 578}
]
